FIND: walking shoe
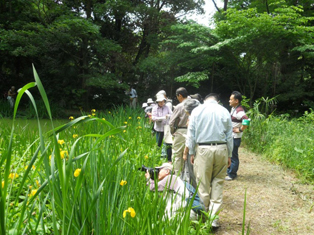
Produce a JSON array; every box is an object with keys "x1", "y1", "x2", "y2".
[
  {"x1": 211, "y1": 218, "x2": 220, "y2": 228},
  {"x1": 225, "y1": 176, "x2": 235, "y2": 181}
]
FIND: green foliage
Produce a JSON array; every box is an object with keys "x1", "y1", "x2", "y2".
[
  {"x1": 243, "y1": 106, "x2": 314, "y2": 183},
  {"x1": 1, "y1": 67, "x2": 216, "y2": 234}
]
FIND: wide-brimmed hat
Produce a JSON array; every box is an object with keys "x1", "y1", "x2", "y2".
[
  {"x1": 155, "y1": 163, "x2": 173, "y2": 172},
  {"x1": 147, "y1": 98, "x2": 154, "y2": 104},
  {"x1": 156, "y1": 94, "x2": 166, "y2": 102},
  {"x1": 142, "y1": 103, "x2": 148, "y2": 108},
  {"x1": 156, "y1": 90, "x2": 166, "y2": 96}
]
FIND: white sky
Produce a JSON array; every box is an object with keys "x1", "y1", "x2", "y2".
[{"x1": 184, "y1": 0, "x2": 224, "y2": 27}]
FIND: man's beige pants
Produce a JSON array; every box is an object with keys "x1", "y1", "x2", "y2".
[
  {"x1": 172, "y1": 129, "x2": 187, "y2": 176},
  {"x1": 194, "y1": 144, "x2": 228, "y2": 216}
]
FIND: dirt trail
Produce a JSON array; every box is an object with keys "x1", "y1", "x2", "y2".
[{"x1": 216, "y1": 147, "x2": 314, "y2": 235}]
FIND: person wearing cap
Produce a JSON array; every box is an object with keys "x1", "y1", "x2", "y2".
[
  {"x1": 185, "y1": 93, "x2": 233, "y2": 228},
  {"x1": 151, "y1": 94, "x2": 172, "y2": 148},
  {"x1": 156, "y1": 90, "x2": 173, "y2": 111},
  {"x1": 145, "y1": 163, "x2": 204, "y2": 220},
  {"x1": 226, "y1": 91, "x2": 249, "y2": 181},
  {"x1": 156, "y1": 90, "x2": 173, "y2": 162},
  {"x1": 169, "y1": 87, "x2": 190, "y2": 176},
  {"x1": 142, "y1": 102, "x2": 148, "y2": 109}
]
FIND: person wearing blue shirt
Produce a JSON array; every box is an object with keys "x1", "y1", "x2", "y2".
[{"x1": 185, "y1": 93, "x2": 233, "y2": 228}]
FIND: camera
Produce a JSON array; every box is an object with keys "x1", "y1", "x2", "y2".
[{"x1": 138, "y1": 165, "x2": 160, "y2": 180}]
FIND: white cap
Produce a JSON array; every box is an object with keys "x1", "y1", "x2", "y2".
[
  {"x1": 155, "y1": 163, "x2": 173, "y2": 172},
  {"x1": 142, "y1": 103, "x2": 148, "y2": 108}
]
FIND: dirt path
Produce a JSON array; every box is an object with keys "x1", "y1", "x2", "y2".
[{"x1": 216, "y1": 147, "x2": 314, "y2": 235}]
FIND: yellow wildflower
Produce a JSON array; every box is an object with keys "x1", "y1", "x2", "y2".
[
  {"x1": 30, "y1": 189, "x2": 37, "y2": 196},
  {"x1": 2, "y1": 181, "x2": 4, "y2": 188},
  {"x1": 73, "y1": 134, "x2": 79, "y2": 138},
  {"x1": 120, "y1": 180, "x2": 127, "y2": 186},
  {"x1": 29, "y1": 185, "x2": 32, "y2": 189},
  {"x1": 137, "y1": 117, "x2": 141, "y2": 119},
  {"x1": 58, "y1": 140, "x2": 65, "y2": 145},
  {"x1": 102, "y1": 118, "x2": 106, "y2": 120},
  {"x1": 69, "y1": 116, "x2": 74, "y2": 120},
  {"x1": 74, "y1": 168, "x2": 81, "y2": 177},
  {"x1": 129, "y1": 117, "x2": 132, "y2": 119},
  {"x1": 88, "y1": 115, "x2": 91, "y2": 118},
  {"x1": 8, "y1": 173, "x2": 18, "y2": 180},
  {"x1": 25, "y1": 165, "x2": 35, "y2": 170},
  {"x1": 124, "y1": 122, "x2": 128, "y2": 124},
  {"x1": 91, "y1": 109, "x2": 96, "y2": 113},
  {"x1": 36, "y1": 180, "x2": 40, "y2": 187},
  {"x1": 123, "y1": 130, "x2": 126, "y2": 133},
  {"x1": 144, "y1": 155, "x2": 149, "y2": 160},
  {"x1": 92, "y1": 113, "x2": 96, "y2": 116},
  {"x1": 123, "y1": 207, "x2": 136, "y2": 218},
  {"x1": 108, "y1": 111, "x2": 111, "y2": 114},
  {"x1": 49, "y1": 155, "x2": 52, "y2": 160},
  {"x1": 60, "y1": 150, "x2": 68, "y2": 159}
]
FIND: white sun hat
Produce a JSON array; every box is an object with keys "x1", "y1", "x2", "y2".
[{"x1": 156, "y1": 94, "x2": 166, "y2": 102}]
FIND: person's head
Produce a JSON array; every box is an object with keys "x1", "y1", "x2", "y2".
[
  {"x1": 142, "y1": 103, "x2": 148, "y2": 109},
  {"x1": 147, "y1": 98, "x2": 154, "y2": 105},
  {"x1": 190, "y1": 93, "x2": 203, "y2": 103},
  {"x1": 204, "y1": 93, "x2": 219, "y2": 102},
  {"x1": 11, "y1": 86, "x2": 15, "y2": 91},
  {"x1": 229, "y1": 91, "x2": 242, "y2": 107},
  {"x1": 155, "y1": 163, "x2": 173, "y2": 180},
  {"x1": 156, "y1": 94, "x2": 166, "y2": 107},
  {"x1": 176, "y1": 87, "x2": 188, "y2": 103},
  {"x1": 184, "y1": 99, "x2": 200, "y2": 115},
  {"x1": 156, "y1": 90, "x2": 167, "y2": 98}
]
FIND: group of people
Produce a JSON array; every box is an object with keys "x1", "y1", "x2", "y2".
[{"x1": 142, "y1": 88, "x2": 249, "y2": 228}]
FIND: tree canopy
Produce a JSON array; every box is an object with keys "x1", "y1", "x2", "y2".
[{"x1": 1, "y1": 0, "x2": 313, "y2": 114}]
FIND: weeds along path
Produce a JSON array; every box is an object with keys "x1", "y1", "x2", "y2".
[{"x1": 216, "y1": 147, "x2": 314, "y2": 235}]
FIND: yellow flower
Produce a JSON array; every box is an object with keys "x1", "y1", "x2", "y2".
[
  {"x1": 108, "y1": 111, "x2": 111, "y2": 114},
  {"x1": 91, "y1": 109, "x2": 96, "y2": 113},
  {"x1": 124, "y1": 122, "x2": 128, "y2": 124},
  {"x1": 144, "y1": 155, "x2": 148, "y2": 160},
  {"x1": 25, "y1": 165, "x2": 36, "y2": 170},
  {"x1": 69, "y1": 116, "x2": 74, "y2": 120},
  {"x1": 129, "y1": 117, "x2": 132, "y2": 119},
  {"x1": 120, "y1": 180, "x2": 127, "y2": 186},
  {"x1": 123, "y1": 207, "x2": 136, "y2": 218},
  {"x1": 36, "y1": 180, "x2": 40, "y2": 187},
  {"x1": 29, "y1": 185, "x2": 32, "y2": 189},
  {"x1": 8, "y1": 173, "x2": 18, "y2": 180},
  {"x1": 74, "y1": 168, "x2": 81, "y2": 177},
  {"x1": 92, "y1": 113, "x2": 96, "y2": 116},
  {"x1": 60, "y1": 150, "x2": 68, "y2": 159},
  {"x1": 73, "y1": 134, "x2": 79, "y2": 138},
  {"x1": 49, "y1": 155, "x2": 52, "y2": 160},
  {"x1": 123, "y1": 130, "x2": 126, "y2": 133},
  {"x1": 2, "y1": 181, "x2": 4, "y2": 188},
  {"x1": 30, "y1": 189, "x2": 37, "y2": 196},
  {"x1": 88, "y1": 115, "x2": 91, "y2": 118},
  {"x1": 102, "y1": 118, "x2": 106, "y2": 120},
  {"x1": 58, "y1": 140, "x2": 65, "y2": 145},
  {"x1": 137, "y1": 117, "x2": 141, "y2": 119}
]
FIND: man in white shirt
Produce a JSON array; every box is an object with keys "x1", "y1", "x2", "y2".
[{"x1": 186, "y1": 93, "x2": 233, "y2": 227}]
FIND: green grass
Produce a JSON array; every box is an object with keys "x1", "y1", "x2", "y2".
[
  {"x1": 243, "y1": 108, "x2": 314, "y2": 184},
  {"x1": 1, "y1": 66, "x2": 207, "y2": 234}
]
